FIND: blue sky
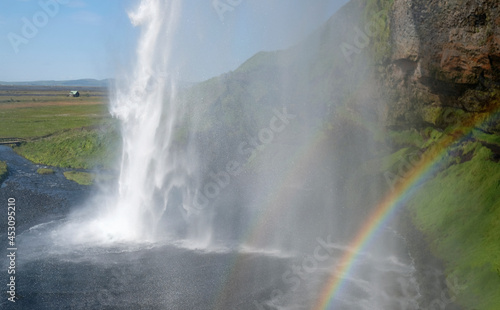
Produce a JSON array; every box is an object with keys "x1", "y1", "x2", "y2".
[{"x1": 0, "y1": 0, "x2": 349, "y2": 82}]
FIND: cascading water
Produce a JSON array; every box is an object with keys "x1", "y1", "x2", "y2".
[
  {"x1": 101, "y1": 0, "x2": 183, "y2": 242},
  {"x1": 61, "y1": 0, "x2": 212, "y2": 246}
]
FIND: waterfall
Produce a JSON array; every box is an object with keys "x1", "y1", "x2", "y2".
[
  {"x1": 104, "y1": 0, "x2": 182, "y2": 242},
  {"x1": 61, "y1": 0, "x2": 211, "y2": 245}
]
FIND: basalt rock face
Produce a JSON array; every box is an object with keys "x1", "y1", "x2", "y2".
[
  {"x1": 376, "y1": 1, "x2": 500, "y2": 309},
  {"x1": 381, "y1": 0, "x2": 500, "y2": 129}
]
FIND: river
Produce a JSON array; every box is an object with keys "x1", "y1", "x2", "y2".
[{"x1": 0, "y1": 145, "x2": 429, "y2": 309}]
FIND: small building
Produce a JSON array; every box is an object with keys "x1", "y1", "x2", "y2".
[{"x1": 69, "y1": 90, "x2": 80, "y2": 97}]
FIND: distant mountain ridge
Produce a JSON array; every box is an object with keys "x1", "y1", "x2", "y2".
[{"x1": 0, "y1": 79, "x2": 111, "y2": 87}]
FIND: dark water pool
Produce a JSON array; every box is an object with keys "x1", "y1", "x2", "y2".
[{"x1": 0, "y1": 146, "x2": 428, "y2": 309}]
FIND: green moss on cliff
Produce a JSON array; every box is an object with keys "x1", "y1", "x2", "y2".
[
  {"x1": 421, "y1": 127, "x2": 444, "y2": 148},
  {"x1": 421, "y1": 106, "x2": 443, "y2": 125},
  {"x1": 388, "y1": 129, "x2": 424, "y2": 147},
  {"x1": 472, "y1": 129, "x2": 500, "y2": 146},
  {"x1": 363, "y1": 0, "x2": 394, "y2": 64},
  {"x1": 404, "y1": 132, "x2": 500, "y2": 309}
]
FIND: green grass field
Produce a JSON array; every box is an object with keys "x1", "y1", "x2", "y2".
[
  {"x1": 0, "y1": 86, "x2": 106, "y2": 104},
  {"x1": 15, "y1": 125, "x2": 120, "y2": 169},
  {"x1": 0, "y1": 86, "x2": 109, "y2": 137},
  {"x1": 0, "y1": 104, "x2": 111, "y2": 138},
  {"x1": 0, "y1": 86, "x2": 120, "y2": 176}
]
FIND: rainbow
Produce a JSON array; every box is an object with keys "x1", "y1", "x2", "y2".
[
  {"x1": 313, "y1": 140, "x2": 439, "y2": 309},
  {"x1": 214, "y1": 104, "x2": 500, "y2": 309},
  {"x1": 313, "y1": 108, "x2": 500, "y2": 310}
]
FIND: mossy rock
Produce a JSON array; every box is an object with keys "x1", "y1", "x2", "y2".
[
  {"x1": 422, "y1": 127, "x2": 444, "y2": 148},
  {"x1": 458, "y1": 89, "x2": 497, "y2": 112},
  {"x1": 437, "y1": 107, "x2": 466, "y2": 128},
  {"x1": 388, "y1": 129, "x2": 424, "y2": 147},
  {"x1": 421, "y1": 106, "x2": 442, "y2": 126},
  {"x1": 362, "y1": 0, "x2": 395, "y2": 64},
  {"x1": 37, "y1": 168, "x2": 55, "y2": 175},
  {"x1": 472, "y1": 129, "x2": 500, "y2": 146},
  {"x1": 0, "y1": 161, "x2": 8, "y2": 183},
  {"x1": 63, "y1": 171, "x2": 95, "y2": 186}
]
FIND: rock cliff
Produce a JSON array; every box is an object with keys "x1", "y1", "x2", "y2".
[
  {"x1": 382, "y1": 0, "x2": 500, "y2": 129},
  {"x1": 373, "y1": 1, "x2": 500, "y2": 308}
]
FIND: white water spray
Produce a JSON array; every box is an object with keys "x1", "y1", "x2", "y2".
[
  {"x1": 59, "y1": 0, "x2": 211, "y2": 245},
  {"x1": 106, "y1": 0, "x2": 182, "y2": 242}
]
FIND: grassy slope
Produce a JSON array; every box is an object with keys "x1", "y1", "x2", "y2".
[
  {"x1": 355, "y1": 0, "x2": 500, "y2": 307},
  {"x1": 408, "y1": 142, "x2": 500, "y2": 309},
  {"x1": 383, "y1": 128, "x2": 500, "y2": 309}
]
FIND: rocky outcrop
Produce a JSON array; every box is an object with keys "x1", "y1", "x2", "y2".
[
  {"x1": 371, "y1": 2, "x2": 500, "y2": 309},
  {"x1": 380, "y1": 0, "x2": 500, "y2": 129}
]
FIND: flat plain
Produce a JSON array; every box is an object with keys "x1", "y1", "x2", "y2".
[{"x1": 0, "y1": 85, "x2": 111, "y2": 138}]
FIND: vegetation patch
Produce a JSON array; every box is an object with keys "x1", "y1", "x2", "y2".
[
  {"x1": 388, "y1": 129, "x2": 424, "y2": 147},
  {"x1": 0, "y1": 104, "x2": 111, "y2": 138},
  {"x1": 0, "y1": 88, "x2": 119, "y2": 170},
  {"x1": 421, "y1": 127, "x2": 444, "y2": 148},
  {"x1": 15, "y1": 125, "x2": 120, "y2": 170},
  {"x1": 421, "y1": 106, "x2": 443, "y2": 125},
  {"x1": 472, "y1": 128, "x2": 500, "y2": 146},
  {"x1": 63, "y1": 171, "x2": 95, "y2": 186},
  {"x1": 363, "y1": 0, "x2": 395, "y2": 64},
  {"x1": 36, "y1": 168, "x2": 55, "y2": 175},
  {"x1": 0, "y1": 161, "x2": 7, "y2": 183},
  {"x1": 405, "y1": 131, "x2": 500, "y2": 309}
]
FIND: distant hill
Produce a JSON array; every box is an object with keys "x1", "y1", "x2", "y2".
[
  {"x1": 0, "y1": 78, "x2": 200, "y2": 89},
  {"x1": 0, "y1": 79, "x2": 111, "y2": 87}
]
